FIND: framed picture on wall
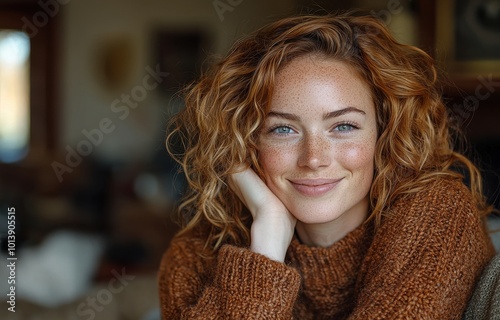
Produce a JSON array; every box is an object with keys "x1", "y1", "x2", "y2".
[{"x1": 436, "y1": 0, "x2": 500, "y2": 78}]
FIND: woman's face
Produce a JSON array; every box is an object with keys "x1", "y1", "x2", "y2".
[{"x1": 258, "y1": 55, "x2": 377, "y2": 227}]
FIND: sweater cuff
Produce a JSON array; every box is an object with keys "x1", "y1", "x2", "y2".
[{"x1": 215, "y1": 245, "x2": 301, "y2": 307}]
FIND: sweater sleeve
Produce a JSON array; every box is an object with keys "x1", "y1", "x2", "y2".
[
  {"x1": 348, "y1": 178, "x2": 495, "y2": 320},
  {"x1": 158, "y1": 236, "x2": 301, "y2": 319}
]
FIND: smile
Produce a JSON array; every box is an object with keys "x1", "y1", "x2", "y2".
[{"x1": 289, "y1": 178, "x2": 343, "y2": 197}]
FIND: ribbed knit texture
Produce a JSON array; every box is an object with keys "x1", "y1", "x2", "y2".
[{"x1": 158, "y1": 177, "x2": 495, "y2": 319}]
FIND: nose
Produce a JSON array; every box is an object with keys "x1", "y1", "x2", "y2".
[{"x1": 297, "y1": 134, "x2": 331, "y2": 170}]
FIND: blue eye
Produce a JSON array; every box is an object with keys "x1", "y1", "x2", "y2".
[
  {"x1": 270, "y1": 126, "x2": 295, "y2": 135},
  {"x1": 334, "y1": 124, "x2": 355, "y2": 132}
]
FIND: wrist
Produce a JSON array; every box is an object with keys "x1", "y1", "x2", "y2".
[{"x1": 250, "y1": 219, "x2": 293, "y2": 262}]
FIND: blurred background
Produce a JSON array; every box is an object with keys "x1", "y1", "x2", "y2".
[{"x1": 0, "y1": 0, "x2": 499, "y2": 319}]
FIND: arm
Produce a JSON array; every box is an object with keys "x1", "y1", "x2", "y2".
[
  {"x1": 348, "y1": 179, "x2": 494, "y2": 320},
  {"x1": 158, "y1": 167, "x2": 301, "y2": 319},
  {"x1": 158, "y1": 234, "x2": 301, "y2": 320},
  {"x1": 229, "y1": 167, "x2": 296, "y2": 262}
]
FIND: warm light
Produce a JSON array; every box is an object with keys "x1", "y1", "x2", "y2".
[{"x1": 0, "y1": 30, "x2": 30, "y2": 163}]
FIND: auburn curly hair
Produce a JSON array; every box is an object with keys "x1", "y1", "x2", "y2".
[{"x1": 166, "y1": 12, "x2": 491, "y2": 253}]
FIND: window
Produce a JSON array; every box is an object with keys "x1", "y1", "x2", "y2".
[{"x1": 0, "y1": 30, "x2": 30, "y2": 163}]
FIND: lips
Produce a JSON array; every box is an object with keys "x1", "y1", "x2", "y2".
[{"x1": 289, "y1": 178, "x2": 342, "y2": 197}]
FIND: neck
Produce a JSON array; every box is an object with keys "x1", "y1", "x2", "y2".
[{"x1": 295, "y1": 197, "x2": 369, "y2": 247}]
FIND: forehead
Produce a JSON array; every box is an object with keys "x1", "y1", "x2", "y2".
[{"x1": 270, "y1": 55, "x2": 374, "y2": 114}]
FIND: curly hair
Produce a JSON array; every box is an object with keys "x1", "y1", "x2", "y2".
[{"x1": 166, "y1": 12, "x2": 491, "y2": 253}]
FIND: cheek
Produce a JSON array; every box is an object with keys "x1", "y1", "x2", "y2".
[
  {"x1": 258, "y1": 142, "x2": 294, "y2": 178},
  {"x1": 340, "y1": 141, "x2": 375, "y2": 174}
]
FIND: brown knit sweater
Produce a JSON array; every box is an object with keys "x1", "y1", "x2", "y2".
[{"x1": 158, "y1": 177, "x2": 495, "y2": 319}]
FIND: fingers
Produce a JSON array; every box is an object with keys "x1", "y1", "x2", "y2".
[{"x1": 229, "y1": 167, "x2": 269, "y2": 215}]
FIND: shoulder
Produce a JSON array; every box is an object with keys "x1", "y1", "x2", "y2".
[
  {"x1": 354, "y1": 177, "x2": 494, "y2": 319},
  {"x1": 361, "y1": 176, "x2": 492, "y2": 274},
  {"x1": 370, "y1": 176, "x2": 493, "y2": 259},
  {"x1": 387, "y1": 176, "x2": 477, "y2": 223},
  {"x1": 371, "y1": 176, "x2": 490, "y2": 255}
]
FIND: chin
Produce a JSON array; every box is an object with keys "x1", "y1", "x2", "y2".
[{"x1": 290, "y1": 208, "x2": 343, "y2": 225}]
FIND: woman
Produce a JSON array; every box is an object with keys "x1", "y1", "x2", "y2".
[{"x1": 159, "y1": 13, "x2": 495, "y2": 319}]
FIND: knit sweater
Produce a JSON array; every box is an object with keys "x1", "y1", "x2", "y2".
[{"x1": 158, "y1": 177, "x2": 495, "y2": 319}]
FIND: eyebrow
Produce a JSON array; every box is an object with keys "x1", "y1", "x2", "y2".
[{"x1": 267, "y1": 106, "x2": 366, "y2": 121}]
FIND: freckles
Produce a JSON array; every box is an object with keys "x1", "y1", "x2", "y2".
[
  {"x1": 259, "y1": 141, "x2": 293, "y2": 172},
  {"x1": 339, "y1": 141, "x2": 375, "y2": 168}
]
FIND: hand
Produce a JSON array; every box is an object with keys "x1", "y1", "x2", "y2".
[{"x1": 229, "y1": 167, "x2": 296, "y2": 262}]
